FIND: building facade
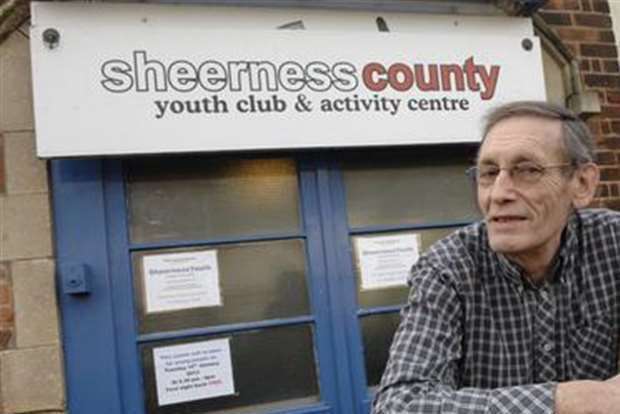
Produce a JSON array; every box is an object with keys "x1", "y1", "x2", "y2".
[{"x1": 0, "y1": 0, "x2": 619, "y2": 413}]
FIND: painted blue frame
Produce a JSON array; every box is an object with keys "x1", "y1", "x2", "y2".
[
  {"x1": 53, "y1": 155, "x2": 368, "y2": 414},
  {"x1": 51, "y1": 159, "x2": 124, "y2": 414}
]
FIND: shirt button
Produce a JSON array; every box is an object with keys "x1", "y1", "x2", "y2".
[{"x1": 543, "y1": 342, "x2": 554, "y2": 352}]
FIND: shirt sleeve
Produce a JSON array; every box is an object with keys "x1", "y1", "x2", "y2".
[{"x1": 371, "y1": 261, "x2": 556, "y2": 414}]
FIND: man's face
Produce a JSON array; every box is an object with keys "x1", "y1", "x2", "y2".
[{"x1": 477, "y1": 116, "x2": 577, "y2": 268}]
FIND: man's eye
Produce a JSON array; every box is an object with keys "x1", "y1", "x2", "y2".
[
  {"x1": 515, "y1": 164, "x2": 543, "y2": 175},
  {"x1": 479, "y1": 168, "x2": 499, "y2": 178}
]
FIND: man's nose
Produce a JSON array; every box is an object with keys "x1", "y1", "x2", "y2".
[{"x1": 489, "y1": 169, "x2": 517, "y2": 201}]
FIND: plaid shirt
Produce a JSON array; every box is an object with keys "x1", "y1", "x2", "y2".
[{"x1": 372, "y1": 208, "x2": 620, "y2": 414}]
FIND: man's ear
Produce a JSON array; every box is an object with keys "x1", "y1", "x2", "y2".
[{"x1": 571, "y1": 163, "x2": 600, "y2": 209}]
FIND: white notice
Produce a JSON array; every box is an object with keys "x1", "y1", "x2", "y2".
[
  {"x1": 154, "y1": 338, "x2": 235, "y2": 406},
  {"x1": 143, "y1": 250, "x2": 221, "y2": 313},
  {"x1": 355, "y1": 234, "x2": 420, "y2": 290}
]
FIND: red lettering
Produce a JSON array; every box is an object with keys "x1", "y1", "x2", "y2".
[
  {"x1": 362, "y1": 63, "x2": 388, "y2": 92},
  {"x1": 387, "y1": 63, "x2": 414, "y2": 92}
]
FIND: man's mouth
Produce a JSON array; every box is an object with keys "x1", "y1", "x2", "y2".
[{"x1": 491, "y1": 215, "x2": 527, "y2": 223}]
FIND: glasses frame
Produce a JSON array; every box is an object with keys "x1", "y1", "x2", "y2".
[{"x1": 465, "y1": 162, "x2": 574, "y2": 187}]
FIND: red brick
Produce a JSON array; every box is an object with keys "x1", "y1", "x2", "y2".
[
  {"x1": 0, "y1": 306, "x2": 14, "y2": 324},
  {"x1": 592, "y1": 0, "x2": 610, "y2": 13},
  {"x1": 597, "y1": 150, "x2": 616, "y2": 164},
  {"x1": 601, "y1": 120, "x2": 612, "y2": 134},
  {"x1": 603, "y1": 59, "x2": 620, "y2": 73},
  {"x1": 600, "y1": 105, "x2": 620, "y2": 118},
  {"x1": 0, "y1": 330, "x2": 12, "y2": 349},
  {"x1": 600, "y1": 30, "x2": 615, "y2": 43},
  {"x1": 593, "y1": 59, "x2": 603, "y2": 71},
  {"x1": 610, "y1": 121, "x2": 620, "y2": 133},
  {"x1": 539, "y1": 11, "x2": 573, "y2": 25},
  {"x1": 574, "y1": 13, "x2": 612, "y2": 27},
  {"x1": 611, "y1": 183, "x2": 620, "y2": 197},
  {"x1": 598, "y1": 183, "x2": 610, "y2": 197},
  {"x1": 544, "y1": 0, "x2": 580, "y2": 9},
  {"x1": 599, "y1": 136, "x2": 620, "y2": 149},
  {"x1": 580, "y1": 43, "x2": 618, "y2": 58},
  {"x1": 606, "y1": 92, "x2": 620, "y2": 105},
  {"x1": 580, "y1": 59, "x2": 592, "y2": 71},
  {"x1": 0, "y1": 284, "x2": 12, "y2": 307},
  {"x1": 581, "y1": 0, "x2": 592, "y2": 11},
  {"x1": 583, "y1": 74, "x2": 620, "y2": 88},
  {"x1": 556, "y1": 27, "x2": 614, "y2": 42}
]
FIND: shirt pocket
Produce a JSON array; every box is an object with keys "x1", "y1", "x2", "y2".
[{"x1": 569, "y1": 312, "x2": 618, "y2": 379}]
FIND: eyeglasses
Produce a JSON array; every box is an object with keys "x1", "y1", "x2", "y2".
[{"x1": 466, "y1": 162, "x2": 573, "y2": 187}]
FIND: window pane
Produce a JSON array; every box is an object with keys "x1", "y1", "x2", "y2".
[
  {"x1": 126, "y1": 157, "x2": 300, "y2": 243},
  {"x1": 355, "y1": 228, "x2": 455, "y2": 309},
  {"x1": 342, "y1": 147, "x2": 480, "y2": 228},
  {"x1": 134, "y1": 239, "x2": 310, "y2": 333},
  {"x1": 141, "y1": 325, "x2": 320, "y2": 414},
  {"x1": 361, "y1": 312, "x2": 401, "y2": 387}
]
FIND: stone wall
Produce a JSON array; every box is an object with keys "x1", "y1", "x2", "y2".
[{"x1": 0, "y1": 24, "x2": 65, "y2": 414}]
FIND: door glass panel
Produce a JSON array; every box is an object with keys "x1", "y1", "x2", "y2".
[
  {"x1": 354, "y1": 227, "x2": 455, "y2": 308},
  {"x1": 342, "y1": 147, "x2": 480, "y2": 228},
  {"x1": 360, "y1": 312, "x2": 401, "y2": 387},
  {"x1": 134, "y1": 239, "x2": 310, "y2": 334},
  {"x1": 126, "y1": 157, "x2": 300, "y2": 243},
  {"x1": 141, "y1": 325, "x2": 319, "y2": 414}
]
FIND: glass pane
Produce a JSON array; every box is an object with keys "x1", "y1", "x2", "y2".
[
  {"x1": 126, "y1": 157, "x2": 300, "y2": 243},
  {"x1": 355, "y1": 228, "x2": 455, "y2": 309},
  {"x1": 342, "y1": 147, "x2": 480, "y2": 228},
  {"x1": 361, "y1": 312, "x2": 401, "y2": 387},
  {"x1": 141, "y1": 325, "x2": 320, "y2": 414},
  {"x1": 134, "y1": 239, "x2": 310, "y2": 334}
]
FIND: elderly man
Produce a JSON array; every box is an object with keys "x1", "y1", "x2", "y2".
[{"x1": 372, "y1": 101, "x2": 620, "y2": 413}]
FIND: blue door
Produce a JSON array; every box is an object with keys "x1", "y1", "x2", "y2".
[{"x1": 52, "y1": 147, "x2": 478, "y2": 414}]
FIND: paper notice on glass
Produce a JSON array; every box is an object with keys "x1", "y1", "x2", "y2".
[
  {"x1": 154, "y1": 338, "x2": 235, "y2": 406},
  {"x1": 142, "y1": 250, "x2": 221, "y2": 313},
  {"x1": 355, "y1": 234, "x2": 420, "y2": 290}
]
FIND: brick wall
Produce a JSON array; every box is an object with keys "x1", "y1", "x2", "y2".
[
  {"x1": 0, "y1": 24, "x2": 65, "y2": 414},
  {"x1": 539, "y1": 0, "x2": 620, "y2": 208}
]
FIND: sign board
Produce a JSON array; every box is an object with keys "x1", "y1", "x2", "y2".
[
  {"x1": 354, "y1": 233, "x2": 420, "y2": 290},
  {"x1": 30, "y1": 2, "x2": 546, "y2": 158},
  {"x1": 142, "y1": 250, "x2": 221, "y2": 314},
  {"x1": 153, "y1": 338, "x2": 235, "y2": 406}
]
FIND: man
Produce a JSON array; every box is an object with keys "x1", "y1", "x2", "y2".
[{"x1": 372, "y1": 101, "x2": 620, "y2": 413}]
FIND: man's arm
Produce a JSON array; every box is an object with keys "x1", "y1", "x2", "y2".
[
  {"x1": 555, "y1": 376, "x2": 620, "y2": 414},
  {"x1": 371, "y1": 263, "x2": 620, "y2": 414}
]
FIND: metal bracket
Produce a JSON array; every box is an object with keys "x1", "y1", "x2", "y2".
[{"x1": 59, "y1": 262, "x2": 92, "y2": 295}]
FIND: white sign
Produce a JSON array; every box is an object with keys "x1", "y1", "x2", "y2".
[
  {"x1": 355, "y1": 234, "x2": 421, "y2": 290},
  {"x1": 153, "y1": 338, "x2": 235, "y2": 406},
  {"x1": 142, "y1": 250, "x2": 221, "y2": 313},
  {"x1": 30, "y1": 2, "x2": 546, "y2": 158}
]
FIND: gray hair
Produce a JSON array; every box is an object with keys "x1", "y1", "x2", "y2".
[{"x1": 481, "y1": 101, "x2": 596, "y2": 165}]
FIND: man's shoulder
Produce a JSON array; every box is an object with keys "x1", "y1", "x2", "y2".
[
  {"x1": 416, "y1": 221, "x2": 487, "y2": 276},
  {"x1": 577, "y1": 208, "x2": 620, "y2": 230}
]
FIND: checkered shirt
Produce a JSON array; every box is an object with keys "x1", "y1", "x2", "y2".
[{"x1": 372, "y1": 208, "x2": 620, "y2": 414}]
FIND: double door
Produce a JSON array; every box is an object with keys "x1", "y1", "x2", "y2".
[{"x1": 53, "y1": 147, "x2": 478, "y2": 414}]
